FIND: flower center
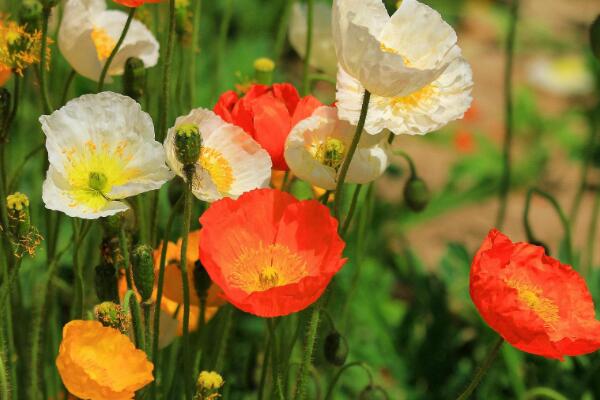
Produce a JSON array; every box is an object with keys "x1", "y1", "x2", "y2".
[
  {"x1": 389, "y1": 84, "x2": 436, "y2": 109},
  {"x1": 313, "y1": 138, "x2": 346, "y2": 170},
  {"x1": 200, "y1": 147, "x2": 234, "y2": 194},
  {"x1": 91, "y1": 26, "x2": 116, "y2": 61},
  {"x1": 228, "y1": 243, "x2": 308, "y2": 293},
  {"x1": 505, "y1": 278, "x2": 559, "y2": 329},
  {"x1": 88, "y1": 171, "x2": 108, "y2": 192}
]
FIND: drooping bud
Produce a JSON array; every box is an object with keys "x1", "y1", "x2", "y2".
[
  {"x1": 253, "y1": 57, "x2": 275, "y2": 85},
  {"x1": 194, "y1": 371, "x2": 224, "y2": 399},
  {"x1": 123, "y1": 57, "x2": 146, "y2": 102},
  {"x1": 591, "y1": 15, "x2": 600, "y2": 60},
  {"x1": 94, "y1": 302, "x2": 130, "y2": 334},
  {"x1": 0, "y1": 88, "x2": 10, "y2": 130},
  {"x1": 324, "y1": 331, "x2": 349, "y2": 366},
  {"x1": 7, "y1": 192, "x2": 31, "y2": 239},
  {"x1": 175, "y1": 123, "x2": 202, "y2": 167},
  {"x1": 132, "y1": 244, "x2": 155, "y2": 302},
  {"x1": 193, "y1": 260, "x2": 212, "y2": 300},
  {"x1": 95, "y1": 263, "x2": 119, "y2": 303},
  {"x1": 403, "y1": 177, "x2": 430, "y2": 212}
]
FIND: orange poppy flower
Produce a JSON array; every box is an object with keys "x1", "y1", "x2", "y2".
[
  {"x1": 214, "y1": 83, "x2": 322, "y2": 171},
  {"x1": 113, "y1": 0, "x2": 161, "y2": 7},
  {"x1": 470, "y1": 229, "x2": 600, "y2": 360},
  {"x1": 198, "y1": 188, "x2": 346, "y2": 317},
  {"x1": 56, "y1": 320, "x2": 153, "y2": 400}
]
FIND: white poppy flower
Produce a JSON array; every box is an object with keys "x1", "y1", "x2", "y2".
[
  {"x1": 164, "y1": 109, "x2": 272, "y2": 202},
  {"x1": 289, "y1": 2, "x2": 338, "y2": 76},
  {"x1": 336, "y1": 58, "x2": 473, "y2": 135},
  {"x1": 527, "y1": 55, "x2": 594, "y2": 96},
  {"x1": 41, "y1": 92, "x2": 174, "y2": 219},
  {"x1": 284, "y1": 106, "x2": 390, "y2": 190},
  {"x1": 332, "y1": 0, "x2": 462, "y2": 98},
  {"x1": 59, "y1": 0, "x2": 159, "y2": 82}
]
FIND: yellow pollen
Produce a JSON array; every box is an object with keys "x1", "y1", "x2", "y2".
[
  {"x1": 505, "y1": 278, "x2": 560, "y2": 329},
  {"x1": 389, "y1": 84, "x2": 436, "y2": 109},
  {"x1": 91, "y1": 26, "x2": 116, "y2": 61},
  {"x1": 200, "y1": 147, "x2": 234, "y2": 194},
  {"x1": 254, "y1": 57, "x2": 275, "y2": 72},
  {"x1": 312, "y1": 137, "x2": 346, "y2": 170},
  {"x1": 228, "y1": 243, "x2": 308, "y2": 293},
  {"x1": 6, "y1": 192, "x2": 29, "y2": 210}
]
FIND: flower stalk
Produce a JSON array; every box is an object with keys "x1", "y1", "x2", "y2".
[
  {"x1": 456, "y1": 337, "x2": 504, "y2": 400},
  {"x1": 97, "y1": 8, "x2": 136, "y2": 92},
  {"x1": 301, "y1": 0, "x2": 314, "y2": 95}
]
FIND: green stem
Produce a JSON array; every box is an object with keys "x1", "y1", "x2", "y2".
[
  {"x1": 570, "y1": 107, "x2": 598, "y2": 223},
  {"x1": 455, "y1": 337, "x2": 504, "y2": 400},
  {"x1": 0, "y1": 350, "x2": 8, "y2": 400},
  {"x1": 524, "y1": 387, "x2": 568, "y2": 400},
  {"x1": 523, "y1": 188, "x2": 573, "y2": 265},
  {"x1": 180, "y1": 173, "x2": 194, "y2": 400},
  {"x1": 39, "y1": 6, "x2": 53, "y2": 114},
  {"x1": 213, "y1": 307, "x2": 233, "y2": 372},
  {"x1": 293, "y1": 303, "x2": 321, "y2": 400},
  {"x1": 143, "y1": 303, "x2": 152, "y2": 354},
  {"x1": 301, "y1": 0, "x2": 314, "y2": 95},
  {"x1": 97, "y1": 8, "x2": 136, "y2": 92},
  {"x1": 394, "y1": 150, "x2": 417, "y2": 179},
  {"x1": 324, "y1": 362, "x2": 373, "y2": 400},
  {"x1": 584, "y1": 189, "x2": 600, "y2": 274},
  {"x1": 257, "y1": 333, "x2": 272, "y2": 400},
  {"x1": 496, "y1": 0, "x2": 520, "y2": 230},
  {"x1": 1, "y1": 74, "x2": 20, "y2": 141},
  {"x1": 273, "y1": 0, "x2": 294, "y2": 61},
  {"x1": 158, "y1": 0, "x2": 177, "y2": 142},
  {"x1": 8, "y1": 143, "x2": 44, "y2": 193},
  {"x1": 341, "y1": 185, "x2": 362, "y2": 236},
  {"x1": 334, "y1": 91, "x2": 371, "y2": 218},
  {"x1": 129, "y1": 294, "x2": 145, "y2": 351},
  {"x1": 267, "y1": 319, "x2": 285, "y2": 400},
  {"x1": 72, "y1": 220, "x2": 85, "y2": 319},
  {"x1": 212, "y1": 0, "x2": 234, "y2": 102},
  {"x1": 188, "y1": 0, "x2": 202, "y2": 109},
  {"x1": 60, "y1": 69, "x2": 77, "y2": 106}
]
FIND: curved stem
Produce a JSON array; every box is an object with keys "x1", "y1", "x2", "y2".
[
  {"x1": 39, "y1": 6, "x2": 53, "y2": 114},
  {"x1": 496, "y1": 0, "x2": 520, "y2": 230},
  {"x1": 273, "y1": 0, "x2": 295, "y2": 61},
  {"x1": 341, "y1": 185, "x2": 362, "y2": 236},
  {"x1": 301, "y1": 0, "x2": 314, "y2": 95},
  {"x1": 97, "y1": 8, "x2": 136, "y2": 92},
  {"x1": 158, "y1": 0, "x2": 177, "y2": 142},
  {"x1": 60, "y1": 69, "x2": 77, "y2": 106},
  {"x1": 524, "y1": 387, "x2": 568, "y2": 400},
  {"x1": 394, "y1": 150, "x2": 417, "y2": 179},
  {"x1": 324, "y1": 362, "x2": 373, "y2": 400},
  {"x1": 180, "y1": 174, "x2": 194, "y2": 400},
  {"x1": 455, "y1": 337, "x2": 504, "y2": 400},
  {"x1": 8, "y1": 143, "x2": 44, "y2": 193},
  {"x1": 334, "y1": 90, "x2": 371, "y2": 218},
  {"x1": 523, "y1": 188, "x2": 573, "y2": 264},
  {"x1": 293, "y1": 302, "x2": 321, "y2": 400}
]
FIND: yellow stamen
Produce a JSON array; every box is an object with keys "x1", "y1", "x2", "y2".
[
  {"x1": 505, "y1": 278, "x2": 560, "y2": 329},
  {"x1": 389, "y1": 84, "x2": 436, "y2": 109},
  {"x1": 91, "y1": 26, "x2": 116, "y2": 61},
  {"x1": 312, "y1": 137, "x2": 346, "y2": 170},
  {"x1": 200, "y1": 147, "x2": 234, "y2": 194}
]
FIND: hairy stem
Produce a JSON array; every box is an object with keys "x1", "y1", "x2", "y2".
[{"x1": 456, "y1": 337, "x2": 504, "y2": 400}]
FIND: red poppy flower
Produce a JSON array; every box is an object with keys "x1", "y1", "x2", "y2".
[
  {"x1": 113, "y1": 0, "x2": 161, "y2": 7},
  {"x1": 470, "y1": 229, "x2": 600, "y2": 360},
  {"x1": 198, "y1": 188, "x2": 346, "y2": 317},
  {"x1": 214, "y1": 83, "x2": 323, "y2": 171}
]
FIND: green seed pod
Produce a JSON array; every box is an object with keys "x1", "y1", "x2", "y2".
[
  {"x1": 254, "y1": 57, "x2": 275, "y2": 85},
  {"x1": 591, "y1": 15, "x2": 600, "y2": 60},
  {"x1": 6, "y1": 192, "x2": 31, "y2": 238},
  {"x1": 132, "y1": 244, "x2": 155, "y2": 302},
  {"x1": 94, "y1": 263, "x2": 119, "y2": 303},
  {"x1": 324, "y1": 331, "x2": 349, "y2": 366},
  {"x1": 193, "y1": 260, "x2": 212, "y2": 300},
  {"x1": 403, "y1": 177, "x2": 430, "y2": 212},
  {"x1": 174, "y1": 123, "x2": 202, "y2": 167},
  {"x1": 94, "y1": 302, "x2": 130, "y2": 334},
  {"x1": 123, "y1": 57, "x2": 146, "y2": 102}
]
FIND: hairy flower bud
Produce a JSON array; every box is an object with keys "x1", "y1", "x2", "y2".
[
  {"x1": 95, "y1": 263, "x2": 119, "y2": 303},
  {"x1": 403, "y1": 177, "x2": 430, "y2": 212},
  {"x1": 174, "y1": 123, "x2": 202, "y2": 168},
  {"x1": 94, "y1": 301, "x2": 130, "y2": 334},
  {"x1": 324, "y1": 331, "x2": 348, "y2": 366},
  {"x1": 123, "y1": 57, "x2": 146, "y2": 102},
  {"x1": 132, "y1": 244, "x2": 155, "y2": 302},
  {"x1": 254, "y1": 57, "x2": 275, "y2": 85}
]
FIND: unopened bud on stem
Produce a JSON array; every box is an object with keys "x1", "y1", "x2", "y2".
[
  {"x1": 123, "y1": 57, "x2": 146, "y2": 102},
  {"x1": 254, "y1": 57, "x2": 275, "y2": 85},
  {"x1": 132, "y1": 244, "x2": 155, "y2": 302}
]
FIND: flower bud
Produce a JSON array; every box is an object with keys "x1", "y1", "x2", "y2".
[
  {"x1": 195, "y1": 370, "x2": 224, "y2": 399},
  {"x1": 132, "y1": 244, "x2": 155, "y2": 302},
  {"x1": 95, "y1": 262, "x2": 119, "y2": 303},
  {"x1": 591, "y1": 15, "x2": 600, "y2": 60},
  {"x1": 7, "y1": 192, "x2": 31, "y2": 238},
  {"x1": 254, "y1": 57, "x2": 275, "y2": 85},
  {"x1": 94, "y1": 301, "x2": 130, "y2": 334},
  {"x1": 174, "y1": 123, "x2": 202, "y2": 167},
  {"x1": 403, "y1": 177, "x2": 430, "y2": 212},
  {"x1": 193, "y1": 260, "x2": 212, "y2": 300},
  {"x1": 123, "y1": 57, "x2": 146, "y2": 102},
  {"x1": 324, "y1": 331, "x2": 348, "y2": 366}
]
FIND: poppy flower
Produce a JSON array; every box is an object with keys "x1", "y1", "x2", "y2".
[
  {"x1": 214, "y1": 83, "x2": 323, "y2": 171},
  {"x1": 113, "y1": 0, "x2": 161, "y2": 7},
  {"x1": 56, "y1": 320, "x2": 154, "y2": 400},
  {"x1": 199, "y1": 188, "x2": 346, "y2": 317},
  {"x1": 470, "y1": 229, "x2": 600, "y2": 360}
]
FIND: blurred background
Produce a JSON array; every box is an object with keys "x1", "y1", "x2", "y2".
[{"x1": 1, "y1": 0, "x2": 600, "y2": 398}]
